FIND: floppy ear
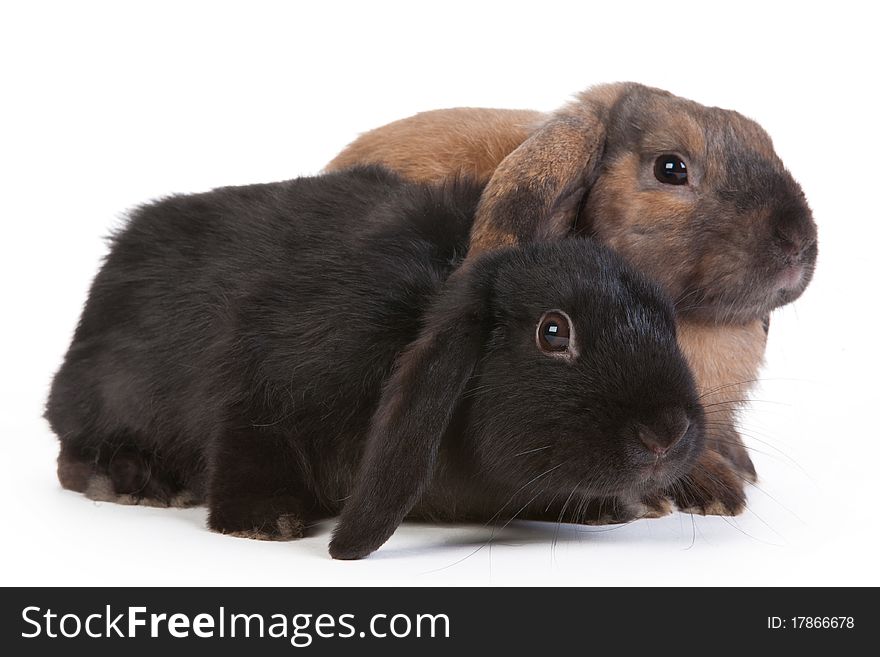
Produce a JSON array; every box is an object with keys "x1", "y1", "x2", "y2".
[
  {"x1": 469, "y1": 82, "x2": 630, "y2": 255},
  {"x1": 329, "y1": 262, "x2": 496, "y2": 560}
]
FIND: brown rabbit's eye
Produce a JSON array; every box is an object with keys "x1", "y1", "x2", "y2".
[
  {"x1": 537, "y1": 311, "x2": 572, "y2": 353},
  {"x1": 654, "y1": 154, "x2": 688, "y2": 185}
]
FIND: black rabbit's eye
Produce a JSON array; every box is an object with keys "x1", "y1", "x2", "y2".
[
  {"x1": 537, "y1": 311, "x2": 571, "y2": 353},
  {"x1": 653, "y1": 154, "x2": 688, "y2": 185}
]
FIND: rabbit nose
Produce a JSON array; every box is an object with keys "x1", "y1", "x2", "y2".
[
  {"x1": 774, "y1": 227, "x2": 815, "y2": 265},
  {"x1": 773, "y1": 229, "x2": 801, "y2": 260},
  {"x1": 637, "y1": 414, "x2": 690, "y2": 457}
]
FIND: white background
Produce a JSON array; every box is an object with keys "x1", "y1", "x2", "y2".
[{"x1": 2, "y1": 1, "x2": 878, "y2": 586}]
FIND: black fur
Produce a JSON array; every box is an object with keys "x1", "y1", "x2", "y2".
[{"x1": 46, "y1": 166, "x2": 705, "y2": 559}]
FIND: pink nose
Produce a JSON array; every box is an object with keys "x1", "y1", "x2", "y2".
[{"x1": 637, "y1": 416, "x2": 690, "y2": 457}]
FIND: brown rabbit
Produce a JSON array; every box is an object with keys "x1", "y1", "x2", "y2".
[{"x1": 326, "y1": 82, "x2": 818, "y2": 518}]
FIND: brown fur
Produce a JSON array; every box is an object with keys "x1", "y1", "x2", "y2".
[
  {"x1": 326, "y1": 82, "x2": 818, "y2": 516},
  {"x1": 327, "y1": 108, "x2": 542, "y2": 184}
]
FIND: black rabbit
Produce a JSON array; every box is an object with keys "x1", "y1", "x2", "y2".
[{"x1": 46, "y1": 166, "x2": 706, "y2": 559}]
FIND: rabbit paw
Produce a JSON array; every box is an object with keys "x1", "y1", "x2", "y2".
[
  {"x1": 671, "y1": 450, "x2": 747, "y2": 516},
  {"x1": 574, "y1": 494, "x2": 674, "y2": 525},
  {"x1": 634, "y1": 493, "x2": 675, "y2": 519},
  {"x1": 209, "y1": 495, "x2": 305, "y2": 541},
  {"x1": 58, "y1": 446, "x2": 200, "y2": 508}
]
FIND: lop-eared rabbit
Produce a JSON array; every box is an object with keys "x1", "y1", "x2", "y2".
[
  {"x1": 327, "y1": 83, "x2": 819, "y2": 514},
  {"x1": 47, "y1": 167, "x2": 706, "y2": 559}
]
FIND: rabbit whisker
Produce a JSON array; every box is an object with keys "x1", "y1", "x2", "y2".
[
  {"x1": 514, "y1": 445, "x2": 552, "y2": 457},
  {"x1": 424, "y1": 463, "x2": 567, "y2": 574}
]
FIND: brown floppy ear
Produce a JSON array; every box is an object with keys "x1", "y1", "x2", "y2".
[
  {"x1": 469, "y1": 82, "x2": 630, "y2": 255},
  {"x1": 329, "y1": 261, "x2": 496, "y2": 560}
]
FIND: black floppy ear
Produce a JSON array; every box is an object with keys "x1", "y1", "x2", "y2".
[
  {"x1": 329, "y1": 262, "x2": 495, "y2": 559},
  {"x1": 469, "y1": 82, "x2": 630, "y2": 255}
]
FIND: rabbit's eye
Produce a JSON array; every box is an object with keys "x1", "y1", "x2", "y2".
[
  {"x1": 537, "y1": 311, "x2": 572, "y2": 353},
  {"x1": 654, "y1": 154, "x2": 688, "y2": 185}
]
